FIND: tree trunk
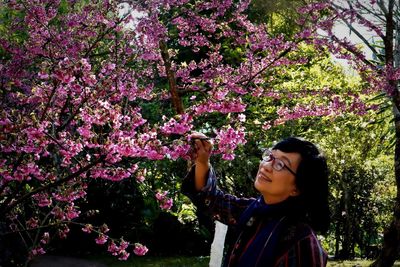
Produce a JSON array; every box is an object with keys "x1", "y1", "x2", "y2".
[
  {"x1": 371, "y1": 1, "x2": 400, "y2": 266},
  {"x1": 343, "y1": 186, "x2": 354, "y2": 258},
  {"x1": 370, "y1": 120, "x2": 400, "y2": 267},
  {"x1": 159, "y1": 40, "x2": 184, "y2": 115}
]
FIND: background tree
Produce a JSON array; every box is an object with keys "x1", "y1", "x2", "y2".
[
  {"x1": 317, "y1": 1, "x2": 400, "y2": 265},
  {"x1": 309, "y1": 115, "x2": 395, "y2": 259}
]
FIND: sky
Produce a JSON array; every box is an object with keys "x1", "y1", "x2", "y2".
[{"x1": 334, "y1": 20, "x2": 377, "y2": 60}]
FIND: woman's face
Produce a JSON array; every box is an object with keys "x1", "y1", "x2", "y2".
[{"x1": 254, "y1": 149, "x2": 302, "y2": 204}]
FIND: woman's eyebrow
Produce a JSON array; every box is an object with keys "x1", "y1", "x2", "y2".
[
  {"x1": 272, "y1": 149, "x2": 293, "y2": 166},
  {"x1": 279, "y1": 155, "x2": 292, "y2": 167}
]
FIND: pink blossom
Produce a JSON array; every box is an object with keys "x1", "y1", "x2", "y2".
[
  {"x1": 135, "y1": 168, "x2": 146, "y2": 183},
  {"x1": 155, "y1": 191, "x2": 173, "y2": 210},
  {"x1": 155, "y1": 191, "x2": 167, "y2": 201},
  {"x1": 40, "y1": 232, "x2": 50, "y2": 244},
  {"x1": 53, "y1": 70, "x2": 75, "y2": 84},
  {"x1": 262, "y1": 122, "x2": 272, "y2": 130},
  {"x1": 166, "y1": 143, "x2": 191, "y2": 160},
  {"x1": 38, "y1": 71, "x2": 49, "y2": 79},
  {"x1": 58, "y1": 226, "x2": 70, "y2": 239},
  {"x1": 118, "y1": 250, "x2": 130, "y2": 261},
  {"x1": 108, "y1": 241, "x2": 119, "y2": 255},
  {"x1": 95, "y1": 234, "x2": 108, "y2": 245},
  {"x1": 214, "y1": 126, "x2": 247, "y2": 160},
  {"x1": 238, "y1": 114, "x2": 246, "y2": 122},
  {"x1": 100, "y1": 224, "x2": 110, "y2": 233},
  {"x1": 82, "y1": 224, "x2": 93, "y2": 233},
  {"x1": 33, "y1": 193, "x2": 52, "y2": 207},
  {"x1": 51, "y1": 206, "x2": 65, "y2": 220},
  {"x1": 30, "y1": 246, "x2": 46, "y2": 256},
  {"x1": 133, "y1": 243, "x2": 148, "y2": 256},
  {"x1": 77, "y1": 126, "x2": 92, "y2": 139},
  {"x1": 160, "y1": 114, "x2": 193, "y2": 135},
  {"x1": 136, "y1": 175, "x2": 145, "y2": 183},
  {"x1": 160, "y1": 198, "x2": 173, "y2": 210},
  {"x1": 65, "y1": 204, "x2": 81, "y2": 220},
  {"x1": 119, "y1": 240, "x2": 130, "y2": 250},
  {"x1": 26, "y1": 217, "x2": 39, "y2": 229}
]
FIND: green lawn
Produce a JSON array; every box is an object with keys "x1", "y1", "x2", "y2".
[
  {"x1": 87, "y1": 255, "x2": 400, "y2": 267},
  {"x1": 328, "y1": 260, "x2": 400, "y2": 267}
]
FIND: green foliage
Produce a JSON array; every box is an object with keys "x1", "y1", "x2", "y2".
[
  {"x1": 247, "y1": 0, "x2": 305, "y2": 35},
  {"x1": 306, "y1": 113, "x2": 395, "y2": 258},
  {"x1": 0, "y1": 5, "x2": 28, "y2": 58}
]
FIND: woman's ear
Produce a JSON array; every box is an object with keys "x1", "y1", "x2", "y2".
[{"x1": 290, "y1": 187, "x2": 300, "y2": 197}]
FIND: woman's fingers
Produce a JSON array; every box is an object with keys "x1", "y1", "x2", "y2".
[
  {"x1": 194, "y1": 137, "x2": 213, "y2": 152},
  {"x1": 189, "y1": 133, "x2": 213, "y2": 163}
]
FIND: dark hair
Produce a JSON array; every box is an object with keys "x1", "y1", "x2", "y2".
[{"x1": 273, "y1": 137, "x2": 330, "y2": 234}]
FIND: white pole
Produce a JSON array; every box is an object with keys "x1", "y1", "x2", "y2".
[{"x1": 209, "y1": 221, "x2": 228, "y2": 267}]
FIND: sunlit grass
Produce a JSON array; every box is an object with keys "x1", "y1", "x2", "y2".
[{"x1": 328, "y1": 260, "x2": 400, "y2": 267}]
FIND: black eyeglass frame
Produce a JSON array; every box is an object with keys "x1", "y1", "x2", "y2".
[{"x1": 261, "y1": 149, "x2": 297, "y2": 176}]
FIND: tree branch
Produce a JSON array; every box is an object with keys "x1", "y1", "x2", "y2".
[
  {"x1": 240, "y1": 47, "x2": 292, "y2": 88},
  {"x1": 330, "y1": 35, "x2": 377, "y2": 69},
  {"x1": 159, "y1": 40, "x2": 184, "y2": 115},
  {"x1": 1, "y1": 155, "x2": 105, "y2": 215},
  {"x1": 377, "y1": 0, "x2": 389, "y2": 16},
  {"x1": 339, "y1": 19, "x2": 382, "y2": 61}
]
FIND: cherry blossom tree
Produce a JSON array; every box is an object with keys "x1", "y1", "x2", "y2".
[{"x1": 0, "y1": 0, "x2": 372, "y2": 264}]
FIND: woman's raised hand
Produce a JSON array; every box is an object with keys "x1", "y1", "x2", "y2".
[
  {"x1": 190, "y1": 132, "x2": 213, "y2": 165},
  {"x1": 190, "y1": 132, "x2": 213, "y2": 191}
]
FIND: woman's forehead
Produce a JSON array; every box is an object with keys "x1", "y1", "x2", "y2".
[{"x1": 272, "y1": 149, "x2": 302, "y2": 167}]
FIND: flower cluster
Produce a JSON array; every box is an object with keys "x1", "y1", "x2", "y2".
[
  {"x1": 214, "y1": 126, "x2": 247, "y2": 160},
  {"x1": 133, "y1": 243, "x2": 149, "y2": 256},
  {"x1": 160, "y1": 114, "x2": 193, "y2": 135},
  {"x1": 155, "y1": 191, "x2": 174, "y2": 210},
  {"x1": 82, "y1": 222, "x2": 148, "y2": 260}
]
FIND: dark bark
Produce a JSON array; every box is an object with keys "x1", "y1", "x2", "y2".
[
  {"x1": 371, "y1": 1, "x2": 400, "y2": 266},
  {"x1": 159, "y1": 40, "x2": 184, "y2": 115}
]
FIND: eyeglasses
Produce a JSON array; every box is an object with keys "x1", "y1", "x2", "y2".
[{"x1": 262, "y1": 149, "x2": 297, "y2": 176}]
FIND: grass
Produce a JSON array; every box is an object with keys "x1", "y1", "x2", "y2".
[
  {"x1": 328, "y1": 260, "x2": 372, "y2": 266},
  {"x1": 328, "y1": 260, "x2": 400, "y2": 267},
  {"x1": 87, "y1": 255, "x2": 400, "y2": 267},
  {"x1": 88, "y1": 255, "x2": 210, "y2": 267}
]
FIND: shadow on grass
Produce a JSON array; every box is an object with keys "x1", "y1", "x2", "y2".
[
  {"x1": 87, "y1": 255, "x2": 210, "y2": 267},
  {"x1": 86, "y1": 255, "x2": 400, "y2": 267}
]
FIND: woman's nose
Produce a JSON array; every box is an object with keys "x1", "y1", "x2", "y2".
[{"x1": 260, "y1": 160, "x2": 273, "y2": 172}]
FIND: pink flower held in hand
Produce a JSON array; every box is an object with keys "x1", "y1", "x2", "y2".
[{"x1": 133, "y1": 243, "x2": 148, "y2": 256}]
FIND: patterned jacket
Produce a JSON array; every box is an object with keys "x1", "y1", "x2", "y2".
[{"x1": 182, "y1": 166, "x2": 327, "y2": 267}]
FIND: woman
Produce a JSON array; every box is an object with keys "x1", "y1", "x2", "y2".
[{"x1": 182, "y1": 133, "x2": 330, "y2": 267}]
